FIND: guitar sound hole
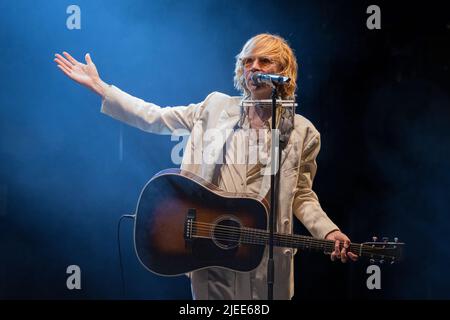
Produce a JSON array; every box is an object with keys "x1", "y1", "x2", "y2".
[{"x1": 212, "y1": 218, "x2": 241, "y2": 250}]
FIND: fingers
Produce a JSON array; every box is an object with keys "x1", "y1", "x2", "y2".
[
  {"x1": 328, "y1": 235, "x2": 358, "y2": 263},
  {"x1": 348, "y1": 252, "x2": 359, "y2": 261},
  {"x1": 54, "y1": 58, "x2": 72, "y2": 74},
  {"x1": 63, "y1": 51, "x2": 79, "y2": 65},
  {"x1": 334, "y1": 240, "x2": 340, "y2": 258},
  {"x1": 56, "y1": 64, "x2": 72, "y2": 77},
  {"x1": 330, "y1": 240, "x2": 352, "y2": 263},
  {"x1": 330, "y1": 240, "x2": 340, "y2": 262},
  {"x1": 55, "y1": 53, "x2": 74, "y2": 70},
  {"x1": 340, "y1": 240, "x2": 349, "y2": 263},
  {"x1": 330, "y1": 251, "x2": 336, "y2": 262},
  {"x1": 85, "y1": 53, "x2": 94, "y2": 65},
  {"x1": 54, "y1": 57, "x2": 68, "y2": 70}
]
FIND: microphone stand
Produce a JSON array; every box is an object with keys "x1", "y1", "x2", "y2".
[{"x1": 267, "y1": 84, "x2": 282, "y2": 300}]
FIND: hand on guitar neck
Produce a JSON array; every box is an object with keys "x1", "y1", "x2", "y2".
[{"x1": 325, "y1": 230, "x2": 359, "y2": 263}]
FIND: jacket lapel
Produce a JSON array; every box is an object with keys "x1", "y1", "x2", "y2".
[
  {"x1": 201, "y1": 104, "x2": 242, "y2": 181},
  {"x1": 200, "y1": 100, "x2": 296, "y2": 185}
]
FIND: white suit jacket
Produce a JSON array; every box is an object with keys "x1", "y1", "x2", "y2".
[{"x1": 101, "y1": 85, "x2": 339, "y2": 299}]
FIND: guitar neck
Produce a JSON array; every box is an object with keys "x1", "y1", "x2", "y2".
[
  {"x1": 240, "y1": 228, "x2": 366, "y2": 257},
  {"x1": 189, "y1": 221, "x2": 401, "y2": 262}
]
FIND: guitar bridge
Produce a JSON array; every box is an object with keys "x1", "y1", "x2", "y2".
[{"x1": 184, "y1": 208, "x2": 197, "y2": 242}]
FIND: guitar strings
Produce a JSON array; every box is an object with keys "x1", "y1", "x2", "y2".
[
  {"x1": 191, "y1": 225, "x2": 387, "y2": 258},
  {"x1": 192, "y1": 221, "x2": 341, "y2": 249},
  {"x1": 189, "y1": 221, "x2": 395, "y2": 259},
  {"x1": 192, "y1": 220, "x2": 337, "y2": 249},
  {"x1": 192, "y1": 226, "x2": 389, "y2": 259},
  {"x1": 192, "y1": 227, "x2": 346, "y2": 249}
]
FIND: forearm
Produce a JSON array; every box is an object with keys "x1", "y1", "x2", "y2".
[
  {"x1": 294, "y1": 200, "x2": 339, "y2": 239},
  {"x1": 294, "y1": 131, "x2": 339, "y2": 238},
  {"x1": 100, "y1": 85, "x2": 202, "y2": 134}
]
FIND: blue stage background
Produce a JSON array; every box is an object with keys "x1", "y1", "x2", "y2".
[{"x1": 0, "y1": 0, "x2": 449, "y2": 299}]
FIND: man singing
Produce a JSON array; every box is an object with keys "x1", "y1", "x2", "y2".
[{"x1": 54, "y1": 33, "x2": 357, "y2": 300}]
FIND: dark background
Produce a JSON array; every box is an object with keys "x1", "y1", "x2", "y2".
[{"x1": 0, "y1": 0, "x2": 449, "y2": 299}]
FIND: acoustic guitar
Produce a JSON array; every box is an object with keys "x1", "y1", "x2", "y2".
[{"x1": 134, "y1": 169, "x2": 404, "y2": 276}]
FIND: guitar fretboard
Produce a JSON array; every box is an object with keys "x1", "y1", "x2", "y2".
[{"x1": 189, "y1": 221, "x2": 401, "y2": 262}]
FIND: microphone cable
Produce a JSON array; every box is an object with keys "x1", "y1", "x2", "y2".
[{"x1": 117, "y1": 213, "x2": 135, "y2": 298}]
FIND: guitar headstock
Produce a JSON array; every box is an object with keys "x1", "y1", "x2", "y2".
[{"x1": 361, "y1": 236, "x2": 405, "y2": 264}]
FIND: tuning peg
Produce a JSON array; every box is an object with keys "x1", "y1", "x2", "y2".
[
  {"x1": 382, "y1": 237, "x2": 389, "y2": 242},
  {"x1": 369, "y1": 259, "x2": 375, "y2": 264},
  {"x1": 379, "y1": 259, "x2": 385, "y2": 264},
  {"x1": 394, "y1": 237, "x2": 398, "y2": 243},
  {"x1": 372, "y1": 236, "x2": 378, "y2": 242}
]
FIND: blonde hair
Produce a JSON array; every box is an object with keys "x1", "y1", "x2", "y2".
[{"x1": 234, "y1": 33, "x2": 298, "y2": 99}]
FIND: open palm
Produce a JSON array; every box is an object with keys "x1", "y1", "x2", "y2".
[{"x1": 54, "y1": 51, "x2": 102, "y2": 93}]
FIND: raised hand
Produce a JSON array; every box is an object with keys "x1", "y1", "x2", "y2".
[{"x1": 54, "y1": 52, "x2": 108, "y2": 97}]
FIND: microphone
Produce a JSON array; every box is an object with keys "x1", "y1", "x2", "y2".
[{"x1": 251, "y1": 73, "x2": 291, "y2": 85}]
